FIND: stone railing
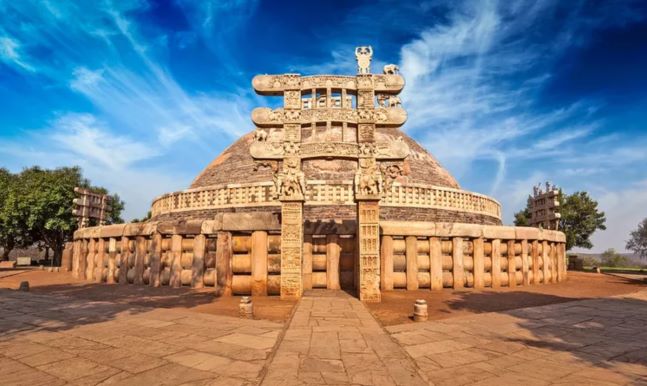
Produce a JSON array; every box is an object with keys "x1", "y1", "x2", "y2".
[
  {"x1": 70, "y1": 218, "x2": 566, "y2": 298},
  {"x1": 379, "y1": 222, "x2": 567, "y2": 290},
  {"x1": 71, "y1": 213, "x2": 282, "y2": 296},
  {"x1": 151, "y1": 182, "x2": 501, "y2": 220}
]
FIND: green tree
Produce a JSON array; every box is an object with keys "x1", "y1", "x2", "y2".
[
  {"x1": 626, "y1": 218, "x2": 647, "y2": 259},
  {"x1": 0, "y1": 169, "x2": 30, "y2": 260},
  {"x1": 513, "y1": 190, "x2": 606, "y2": 250},
  {"x1": 513, "y1": 207, "x2": 531, "y2": 226},
  {"x1": 5, "y1": 166, "x2": 125, "y2": 265},
  {"x1": 600, "y1": 248, "x2": 629, "y2": 267}
]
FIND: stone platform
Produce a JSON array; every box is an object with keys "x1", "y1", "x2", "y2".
[{"x1": 1, "y1": 288, "x2": 647, "y2": 385}]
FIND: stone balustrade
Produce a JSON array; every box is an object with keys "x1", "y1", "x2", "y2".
[
  {"x1": 150, "y1": 182, "x2": 502, "y2": 220},
  {"x1": 70, "y1": 217, "x2": 565, "y2": 298},
  {"x1": 379, "y1": 221, "x2": 567, "y2": 290}
]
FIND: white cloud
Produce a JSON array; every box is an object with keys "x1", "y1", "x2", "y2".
[
  {"x1": 0, "y1": 36, "x2": 34, "y2": 71},
  {"x1": 49, "y1": 113, "x2": 158, "y2": 170},
  {"x1": 574, "y1": 180, "x2": 647, "y2": 253}
]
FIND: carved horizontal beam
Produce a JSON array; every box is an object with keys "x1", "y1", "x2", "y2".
[
  {"x1": 252, "y1": 74, "x2": 405, "y2": 94},
  {"x1": 249, "y1": 140, "x2": 410, "y2": 160},
  {"x1": 251, "y1": 107, "x2": 407, "y2": 127}
]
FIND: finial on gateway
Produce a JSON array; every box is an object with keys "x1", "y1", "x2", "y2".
[{"x1": 355, "y1": 46, "x2": 373, "y2": 74}]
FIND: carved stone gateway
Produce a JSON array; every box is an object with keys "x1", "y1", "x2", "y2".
[{"x1": 250, "y1": 47, "x2": 407, "y2": 301}]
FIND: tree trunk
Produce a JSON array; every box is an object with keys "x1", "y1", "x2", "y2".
[{"x1": 1, "y1": 238, "x2": 15, "y2": 261}]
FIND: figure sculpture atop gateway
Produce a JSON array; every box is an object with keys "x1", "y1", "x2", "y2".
[{"x1": 355, "y1": 46, "x2": 373, "y2": 74}]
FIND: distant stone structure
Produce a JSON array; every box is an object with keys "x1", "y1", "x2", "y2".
[
  {"x1": 528, "y1": 182, "x2": 561, "y2": 230},
  {"x1": 72, "y1": 187, "x2": 111, "y2": 228},
  {"x1": 70, "y1": 48, "x2": 567, "y2": 302}
]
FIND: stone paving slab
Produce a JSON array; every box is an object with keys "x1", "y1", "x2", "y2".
[
  {"x1": 388, "y1": 289, "x2": 647, "y2": 386},
  {"x1": 3, "y1": 286, "x2": 647, "y2": 385},
  {"x1": 261, "y1": 290, "x2": 428, "y2": 385},
  {"x1": 0, "y1": 289, "x2": 283, "y2": 385}
]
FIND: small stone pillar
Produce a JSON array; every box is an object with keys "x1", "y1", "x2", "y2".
[
  {"x1": 413, "y1": 299, "x2": 428, "y2": 322},
  {"x1": 18, "y1": 281, "x2": 29, "y2": 291},
  {"x1": 239, "y1": 296, "x2": 253, "y2": 318}
]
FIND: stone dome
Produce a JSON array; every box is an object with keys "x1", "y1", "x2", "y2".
[
  {"x1": 190, "y1": 128, "x2": 459, "y2": 190},
  {"x1": 151, "y1": 127, "x2": 501, "y2": 226}
]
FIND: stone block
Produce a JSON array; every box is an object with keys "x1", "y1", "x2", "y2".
[
  {"x1": 515, "y1": 226, "x2": 540, "y2": 240},
  {"x1": 98, "y1": 224, "x2": 126, "y2": 238},
  {"x1": 222, "y1": 212, "x2": 280, "y2": 231},
  {"x1": 482, "y1": 225, "x2": 516, "y2": 240}
]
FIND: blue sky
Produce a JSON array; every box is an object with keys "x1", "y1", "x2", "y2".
[{"x1": 1, "y1": 0, "x2": 646, "y2": 252}]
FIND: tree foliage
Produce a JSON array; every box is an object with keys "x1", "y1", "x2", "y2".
[
  {"x1": 600, "y1": 248, "x2": 629, "y2": 267},
  {"x1": 626, "y1": 217, "x2": 647, "y2": 259},
  {"x1": 0, "y1": 166, "x2": 124, "y2": 263},
  {"x1": 514, "y1": 190, "x2": 606, "y2": 250}
]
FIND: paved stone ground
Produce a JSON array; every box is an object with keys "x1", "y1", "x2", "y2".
[
  {"x1": 2, "y1": 287, "x2": 647, "y2": 385},
  {"x1": 262, "y1": 290, "x2": 427, "y2": 385},
  {"x1": 0, "y1": 289, "x2": 282, "y2": 385},
  {"x1": 388, "y1": 289, "x2": 647, "y2": 385}
]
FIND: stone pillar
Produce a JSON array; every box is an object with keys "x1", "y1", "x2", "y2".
[
  {"x1": 107, "y1": 238, "x2": 117, "y2": 284},
  {"x1": 251, "y1": 231, "x2": 268, "y2": 295},
  {"x1": 406, "y1": 236, "x2": 418, "y2": 290},
  {"x1": 216, "y1": 231, "x2": 232, "y2": 296},
  {"x1": 280, "y1": 200, "x2": 304, "y2": 299},
  {"x1": 380, "y1": 235, "x2": 394, "y2": 291},
  {"x1": 326, "y1": 234, "x2": 340, "y2": 290},
  {"x1": 61, "y1": 242, "x2": 73, "y2": 272},
  {"x1": 452, "y1": 237, "x2": 464, "y2": 289},
  {"x1": 86, "y1": 238, "x2": 95, "y2": 281},
  {"x1": 561, "y1": 243, "x2": 567, "y2": 280},
  {"x1": 134, "y1": 236, "x2": 146, "y2": 285},
  {"x1": 357, "y1": 200, "x2": 381, "y2": 302},
  {"x1": 192, "y1": 234, "x2": 206, "y2": 289},
  {"x1": 521, "y1": 239, "x2": 530, "y2": 286},
  {"x1": 149, "y1": 232, "x2": 162, "y2": 287},
  {"x1": 119, "y1": 237, "x2": 129, "y2": 285},
  {"x1": 551, "y1": 242, "x2": 558, "y2": 283},
  {"x1": 429, "y1": 237, "x2": 443, "y2": 290},
  {"x1": 542, "y1": 240, "x2": 549, "y2": 284},
  {"x1": 95, "y1": 238, "x2": 105, "y2": 283},
  {"x1": 531, "y1": 240, "x2": 540, "y2": 285},
  {"x1": 507, "y1": 240, "x2": 516, "y2": 288},
  {"x1": 170, "y1": 234, "x2": 182, "y2": 288},
  {"x1": 473, "y1": 238, "x2": 484, "y2": 289},
  {"x1": 72, "y1": 240, "x2": 81, "y2": 278},
  {"x1": 491, "y1": 239, "x2": 501, "y2": 288},
  {"x1": 303, "y1": 235, "x2": 313, "y2": 290}
]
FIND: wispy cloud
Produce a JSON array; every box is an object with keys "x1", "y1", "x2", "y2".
[
  {"x1": 0, "y1": 36, "x2": 34, "y2": 71},
  {"x1": 49, "y1": 113, "x2": 158, "y2": 170}
]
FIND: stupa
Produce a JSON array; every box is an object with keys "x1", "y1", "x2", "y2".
[{"x1": 71, "y1": 48, "x2": 566, "y2": 302}]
